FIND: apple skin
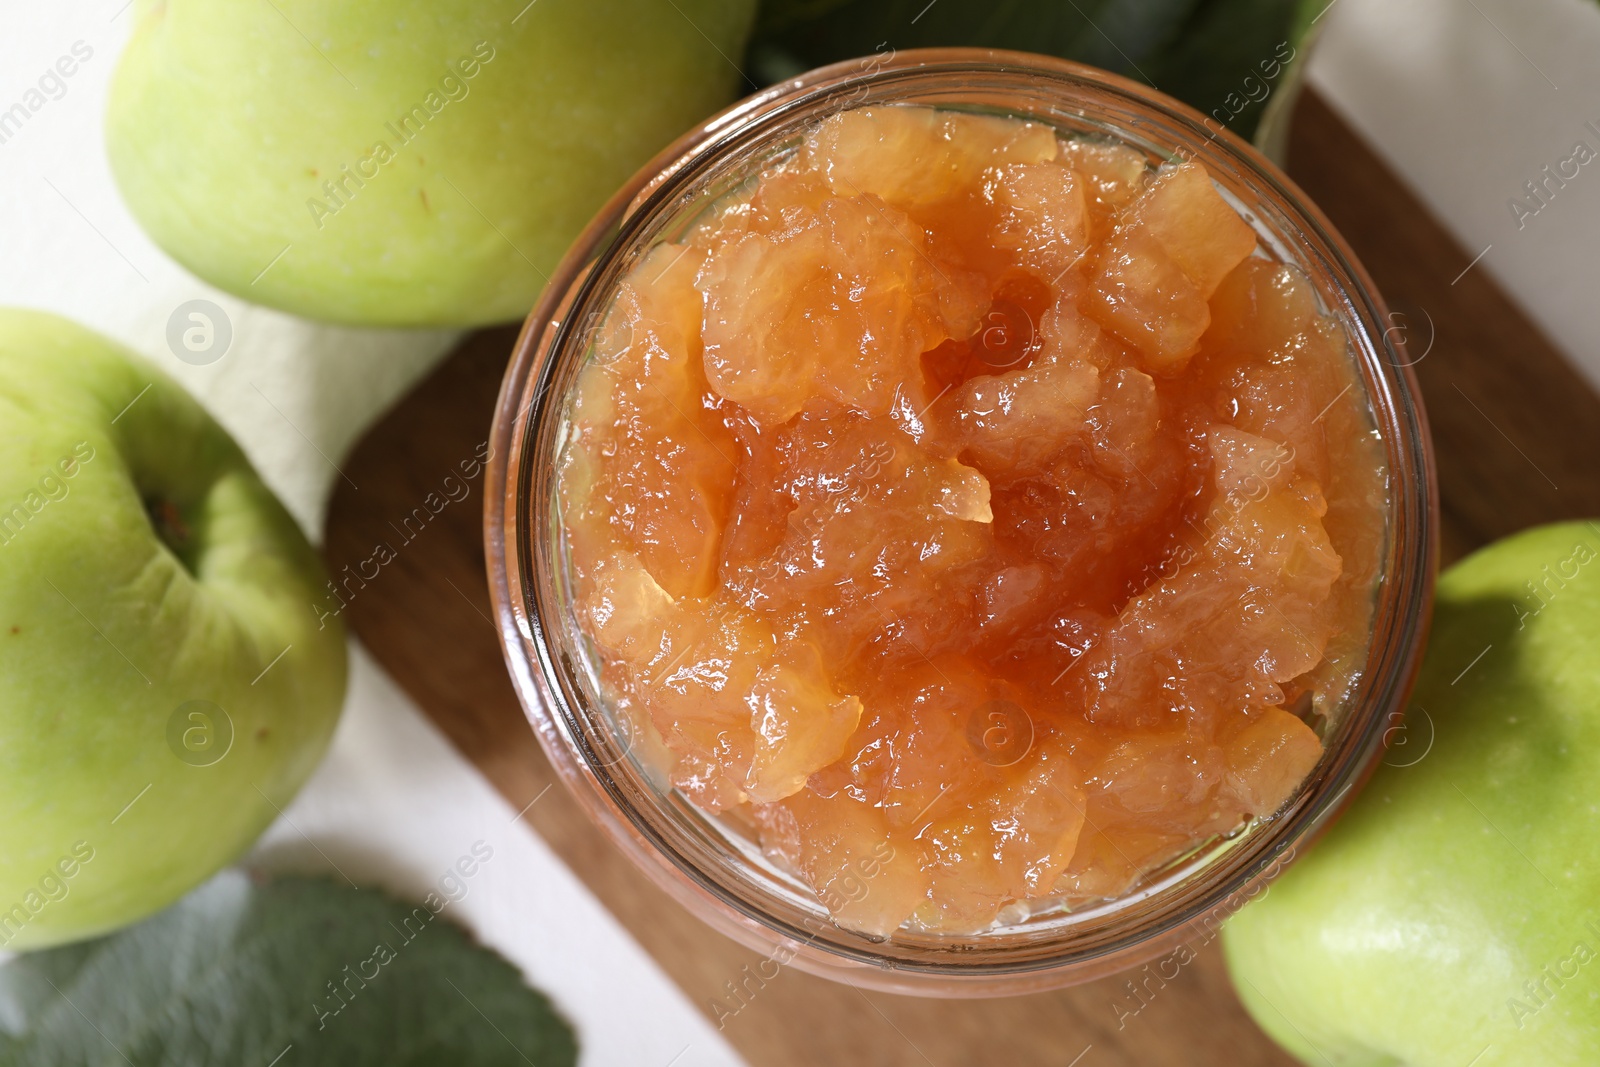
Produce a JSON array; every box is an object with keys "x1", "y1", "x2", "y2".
[
  {"x1": 105, "y1": 0, "x2": 756, "y2": 327},
  {"x1": 1224, "y1": 520, "x2": 1600, "y2": 1066},
  {"x1": 0, "y1": 310, "x2": 347, "y2": 950}
]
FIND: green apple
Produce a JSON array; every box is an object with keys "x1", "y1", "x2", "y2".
[
  {"x1": 105, "y1": 0, "x2": 756, "y2": 327},
  {"x1": 0, "y1": 310, "x2": 346, "y2": 950},
  {"x1": 1224, "y1": 520, "x2": 1600, "y2": 1066}
]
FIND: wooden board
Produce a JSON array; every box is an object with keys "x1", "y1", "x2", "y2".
[{"x1": 322, "y1": 90, "x2": 1600, "y2": 1066}]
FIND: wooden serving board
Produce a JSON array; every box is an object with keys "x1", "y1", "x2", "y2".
[{"x1": 323, "y1": 91, "x2": 1600, "y2": 1066}]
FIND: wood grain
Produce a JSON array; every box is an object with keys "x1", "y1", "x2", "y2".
[{"x1": 323, "y1": 90, "x2": 1597, "y2": 1065}]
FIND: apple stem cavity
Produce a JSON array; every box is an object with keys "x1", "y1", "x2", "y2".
[{"x1": 145, "y1": 494, "x2": 195, "y2": 571}]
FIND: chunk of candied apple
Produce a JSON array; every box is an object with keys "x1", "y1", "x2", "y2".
[
  {"x1": 1222, "y1": 707, "x2": 1323, "y2": 815},
  {"x1": 938, "y1": 352, "x2": 1100, "y2": 477},
  {"x1": 733, "y1": 167, "x2": 832, "y2": 238},
  {"x1": 1059, "y1": 138, "x2": 1150, "y2": 235},
  {"x1": 1056, "y1": 820, "x2": 1193, "y2": 903},
  {"x1": 1134, "y1": 163, "x2": 1257, "y2": 297},
  {"x1": 595, "y1": 243, "x2": 712, "y2": 406},
  {"x1": 1208, "y1": 427, "x2": 1343, "y2": 601},
  {"x1": 758, "y1": 788, "x2": 929, "y2": 937},
  {"x1": 567, "y1": 243, "x2": 736, "y2": 598},
  {"x1": 585, "y1": 553, "x2": 675, "y2": 659},
  {"x1": 1034, "y1": 281, "x2": 1140, "y2": 376},
  {"x1": 1093, "y1": 734, "x2": 1223, "y2": 816},
  {"x1": 1088, "y1": 365, "x2": 1161, "y2": 474},
  {"x1": 697, "y1": 196, "x2": 950, "y2": 424},
  {"x1": 730, "y1": 420, "x2": 994, "y2": 646},
  {"x1": 856, "y1": 662, "x2": 1012, "y2": 831},
  {"x1": 697, "y1": 226, "x2": 823, "y2": 417},
  {"x1": 1075, "y1": 425, "x2": 1343, "y2": 728},
  {"x1": 1204, "y1": 256, "x2": 1322, "y2": 359},
  {"x1": 1200, "y1": 258, "x2": 1359, "y2": 491},
  {"x1": 807, "y1": 105, "x2": 1058, "y2": 212},
  {"x1": 1207, "y1": 423, "x2": 1295, "y2": 504},
  {"x1": 1086, "y1": 226, "x2": 1211, "y2": 373},
  {"x1": 919, "y1": 749, "x2": 1087, "y2": 932},
  {"x1": 1085, "y1": 163, "x2": 1257, "y2": 373},
  {"x1": 596, "y1": 436, "x2": 732, "y2": 600},
  {"x1": 633, "y1": 601, "x2": 780, "y2": 811},
  {"x1": 934, "y1": 459, "x2": 994, "y2": 523},
  {"x1": 747, "y1": 639, "x2": 864, "y2": 803},
  {"x1": 985, "y1": 161, "x2": 1089, "y2": 280}
]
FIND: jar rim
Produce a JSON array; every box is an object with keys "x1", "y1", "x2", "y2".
[{"x1": 485, "y1": 47, "x2": 1437, "y2": 995}]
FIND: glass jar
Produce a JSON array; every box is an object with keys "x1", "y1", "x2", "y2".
[{"x1": 485, "y1": 48, "x2": 1436, "y2": 996}]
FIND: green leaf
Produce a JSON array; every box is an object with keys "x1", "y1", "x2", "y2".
[
  {"x1": 0, "y1": 871, "x2": 579, "y2": 1067},
  {"x1": 748, "y1": 0, "x2": 1330, "y2": 142}
]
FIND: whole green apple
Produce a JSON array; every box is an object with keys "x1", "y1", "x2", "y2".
[
  {"x1": 0, "y1": 310, "x2": 346, "y2": 950},
  {"x1": 105, "y1": 0, "x2": 756, "y2": 327},
  {"x1": 1224, "y1": 520, "x2": 1600, "y2": 1066}
]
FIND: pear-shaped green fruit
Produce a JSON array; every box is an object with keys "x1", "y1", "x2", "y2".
[
  {"x1": 0, "y1": 310, "x2": 347, "y2": 949},
  {"x1": 106, "y1": 0, "x2": 756, "y2": 326},
  {"x1": 1224, "y1": 520, "x2": 1600, "y2": 1066}
]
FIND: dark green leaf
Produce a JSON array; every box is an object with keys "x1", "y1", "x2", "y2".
[
  {"x1": 0, "y1": 871, "x2": 578, "y2": 1067},
  {"x1": 748, "y1": 0, "x2": 1330, "y2": 141}
]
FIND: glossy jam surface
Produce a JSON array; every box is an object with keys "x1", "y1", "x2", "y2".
[{"x1": 558, "y1": 105, "x2": 1387, "y2": 935}]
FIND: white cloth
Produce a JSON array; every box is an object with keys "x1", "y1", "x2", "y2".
[{"x1": 1309, "y1": 0, "x2": 1600, "y2": 390}]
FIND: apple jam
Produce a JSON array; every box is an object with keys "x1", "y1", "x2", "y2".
[{"x1": 557, "y1": 105, "x2": 1387, "y2": 935}]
